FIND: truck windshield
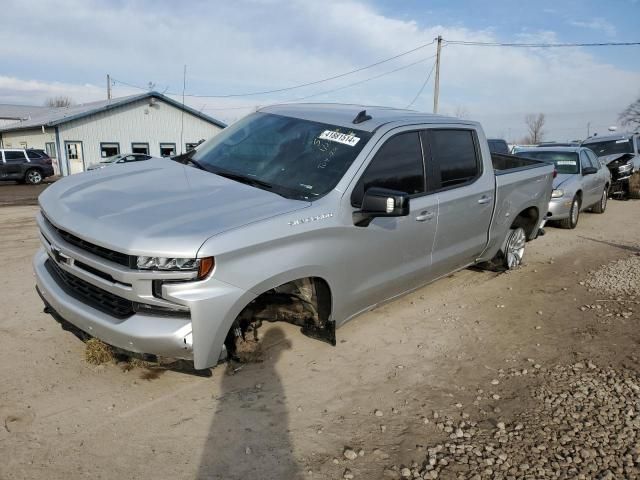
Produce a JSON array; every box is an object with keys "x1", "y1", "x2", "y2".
[
  {"x1": 191, "y1": 112, "x2": 372, "y2": 200},
  {"x1": 515, "y1": 151, "x2": 579, "y2": 174},
  {"x1": 584, "y1": 139, "x2": 633, "y2": 157}
]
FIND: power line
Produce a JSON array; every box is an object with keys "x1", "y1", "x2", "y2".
[
  {"x1": 200, "y1": 54, "x2": 436, "y2": 111},
  {"x1": 111, "y1": 39, "x2": 436, "y2": 99},
  {"x1": 406, "y1": 59, "x2": 437, "y2": 108},
  {"x1": 285, "y1": 55, "x2": 436, "y2": 103},
  {"x1": 444, "y1": 40, "x2": 640, "y2": 47}
]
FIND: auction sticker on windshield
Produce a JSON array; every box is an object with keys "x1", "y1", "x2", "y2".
[
  {"x1": 556, "y1": 160, "x2": 576, "y2": 165},
  {"x1": 319, "y1": 130, "x2": 361, "y2": 147}
]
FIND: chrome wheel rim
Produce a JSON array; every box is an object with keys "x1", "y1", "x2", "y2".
[
  {"x1": 571, "y1": 199, "x2": 579, "y2": 225},
  {"x1": 505, "y1": 228, "x2": 526, "y2": 269},
  {"x1": 28, "y1": 171, "x2": 41, "y2": 183},
  {"x1": 601, "y1": 190, "x2": 607, "y2": 210}
]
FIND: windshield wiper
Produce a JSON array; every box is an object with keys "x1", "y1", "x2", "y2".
[
  {"x1": 186, "y1": 158, "x2": 209, "y2": 171},
  {"x1": 210, "y1": 168, "x2": 274, "y2": 190}
]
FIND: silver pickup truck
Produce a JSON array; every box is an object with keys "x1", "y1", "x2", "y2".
[{"x1": 34, "y1": 104, "x2": 553, "y2": 369}]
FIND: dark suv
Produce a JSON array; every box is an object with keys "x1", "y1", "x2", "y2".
[{"x1": 0, "y1": 149, "x2": 55, "y2": 185}]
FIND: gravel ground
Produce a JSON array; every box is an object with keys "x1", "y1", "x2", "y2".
[
  {"x1": 384, "y1": 362, "x2": 640, "y2": 480},
  {"x1": 1, "y1": 199, "x2": 639, "y2": 480},
  {"x1": 586, "y1": 254, "x2": 640, "y2": 297}
]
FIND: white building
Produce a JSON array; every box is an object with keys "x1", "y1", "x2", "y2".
[{"x1": 0, "y1": 92, "x2": 226, "y2": 175}]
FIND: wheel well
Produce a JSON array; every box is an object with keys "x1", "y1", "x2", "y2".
[
  {"x1": 575, "y1": 190, "x2": 583, "y2": 201},
  {"x1": 224, "y1": 277, "x2": 335, "y2": 361},
  {"x1": 511, "y1": 206, "x2": 539, "y2": 240}
]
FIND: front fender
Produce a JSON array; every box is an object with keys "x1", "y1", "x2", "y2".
[{"x1": 164, "y1": 278, "x2": 256, "y2": 369}]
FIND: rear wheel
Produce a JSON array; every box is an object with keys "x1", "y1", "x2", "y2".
[
  {"x1": 503, "y1": 227, "x2": 526, "y2": 270},
  {"x1": 592, "y1": 187, "x2": 608, "y2": 213},
  {"x1": 25, "y1": 169, "x2": 43, "y2": 185},
  {"x1": 559, "y1": 196, "x2": 580, "y2": 229},
  {"x1": 479, "y1": 226, "x2": 526, "y2": 272}
]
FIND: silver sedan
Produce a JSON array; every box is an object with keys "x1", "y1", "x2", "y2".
[{"x1": 515, "y1": 147, "x2": 611, "y2": 229}]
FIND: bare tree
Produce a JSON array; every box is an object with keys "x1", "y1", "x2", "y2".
[
  {"x1": 523, "y1": 113, "x2": 545, "y2": 144},
  {"x1": 619, "y1": 97, "x2": 640, "y2": 129},
  {"x1": 44, "y1": 96, "x2": 74, "y2": 108}
]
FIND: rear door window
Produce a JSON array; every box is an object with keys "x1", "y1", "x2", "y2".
[
  {"x1": 27, "y1": 150, "x2": 43, "y2": 159},
  {"x1": 425, "y1": 129, "x2": 480, "y2": 190},
  {"x1": 4, "y1": 151, "x2": 26, "y2": 163},
  {"x1": 351, "y1": 131, "x2": 425, "y2": 206}
]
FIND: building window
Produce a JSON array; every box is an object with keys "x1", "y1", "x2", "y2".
[
  {"x1": 159, "y1": 143, "x2": 176, "y2": 157},
  {"x1": 100, "y1": 142, "x2": 120, "y2": 158},
  {"x1": 45, "y1": 142, "x2": 57, "y2": 159},
  {"x1": 185, "y1": 143, "x2": 199, "y2": 152},
  {"x1": 131, "y1": 142, "x2": 150, "y2": 155}
]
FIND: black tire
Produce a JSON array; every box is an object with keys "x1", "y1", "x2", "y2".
[
  {"x1": 592, "y1": 187, "x2": 608, "y2": 213},
  {"x1": 478, "y1": 226, "x2": 526, "y2": 272},
  {"x1": 24, "y1": 168, "x2": 43, "y2": 185},
  {"x1": 559, "y1": 196, "x2": 580, "y2": 229},
  {"x1": 629, "y1": 172, "x2": 640, "y2": 199}
]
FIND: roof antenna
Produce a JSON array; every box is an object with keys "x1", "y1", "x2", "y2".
[{"x1": 352, "y1": 110, "x2": 372, "y2": 124}]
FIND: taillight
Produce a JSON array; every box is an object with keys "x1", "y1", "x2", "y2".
[{"x1": 552, "y1": 168, "x2": 557, "y2": 178}]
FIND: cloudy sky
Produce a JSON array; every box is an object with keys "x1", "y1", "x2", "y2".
[{"x1": 1, "y1": 0, "x2": 639, "y2": 141}]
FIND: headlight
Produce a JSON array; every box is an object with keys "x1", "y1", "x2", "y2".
[
  {"x1": 551, "y1": 189, "x2": 564, "y2": 198},
  {"x1": 137, "y1": 256, "x2": 215, "y2": 279},
  {"x1": 619, "y1": 162, "x2": 633, "y2": 173}
]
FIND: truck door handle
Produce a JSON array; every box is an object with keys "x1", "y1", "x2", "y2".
[
  {"x1": 478, "y1": 196, "x2": 492, "y2": 205},
  {"x1": 415, "y1": 211, "x2": 434, "y2": 222}
]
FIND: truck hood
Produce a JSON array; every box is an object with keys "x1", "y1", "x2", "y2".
[
  {"x1": 39, "y1": 159, "x2": 310, "y2": 257},
  {"x1": 599, "y1": 153, "x2": 636, "y2": 165}
]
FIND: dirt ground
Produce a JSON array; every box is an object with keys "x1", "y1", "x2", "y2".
[
  {"x1": 0, "y1": 185, "x2": 638, "y2": 480},
  {"x1": 0, "y1": 179, "x2": 57, "y2": 207}
]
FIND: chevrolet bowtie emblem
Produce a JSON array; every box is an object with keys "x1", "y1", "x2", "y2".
[{"x1": 51, "y1": 246, "x2": 69, "y2": 265}]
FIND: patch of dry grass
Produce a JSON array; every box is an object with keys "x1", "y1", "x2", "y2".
[{"x1": 84, "y1": 338, "x2": 114, "y2": 365}]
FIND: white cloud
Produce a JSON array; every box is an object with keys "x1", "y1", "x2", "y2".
[
  {"x1": 569, "y1": 18, "x2": 617, "y2": 37},
  {"x1": 0, "y1": 0, "x2": 638, "y2": 141}
]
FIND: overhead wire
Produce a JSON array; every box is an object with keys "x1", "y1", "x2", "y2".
[
  {"x1": 111, "y1": 39, "x2": 436, "y2": 99},
  {"x1": 405, "y1": 58, "x2": 438, "y2": 108},
  {"x1": 444, "y1": 40, "x2": 640, "y2": 47},
  {"x1": 109, "y1": 36, "x2": 640, "y2": 116}
]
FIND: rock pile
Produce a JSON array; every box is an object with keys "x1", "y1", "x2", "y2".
[
  {"x1": 585, "y1": 254, "x2": 640, "y2": 297},
  {"x1": 386, "y1": 363, "x2": 639, "y2": 479}
]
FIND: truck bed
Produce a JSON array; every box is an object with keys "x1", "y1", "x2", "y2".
[
  {"x1": 491, "y1": 153, "x2": 551, "y2": 175},
  {"x1": 481, "y1": 152, "x2": 554, "y2": 258}
]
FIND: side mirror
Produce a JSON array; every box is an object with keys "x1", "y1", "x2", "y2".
[
  {"x1": 354, "y1": 187, "x2": 410, "y2": 227},
  {"x1": 582, "y1": 166, "x2": 597, "y2": 175}
]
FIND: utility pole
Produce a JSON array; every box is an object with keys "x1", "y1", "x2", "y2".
[
  {"x1": 179, "y1": 64, "x2": 187, "y2": 154},
  {"x1": 107, "y1": 74, "x2": 112, "y2": 100},
  {"x1": 433, "y1": 35, "x2": 443, "y2": 114},
  {"x1": 586, "y1": 121, "x2": 591, "y2": 138}
]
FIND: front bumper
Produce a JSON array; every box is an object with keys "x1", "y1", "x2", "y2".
[
  {"x1": 34, "y1": 249, "x2": 194, "y2": 360},
  {"x1": 34, "y1": 211, "x2": 258, "y2": 369},
  {"x1": 547, "y1": 197, "x2": 573, "y2": 220}
]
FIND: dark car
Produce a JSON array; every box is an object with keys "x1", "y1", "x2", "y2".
[
  {"x1": 0, "y1": 148, "x2": 55, "y2": 185},
  {"x1": 582, "y1": 133, "x2": 640, "y2": 197},
  {"x1": 488, "y1": 138, "x2": 510, "y2": 154}
]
